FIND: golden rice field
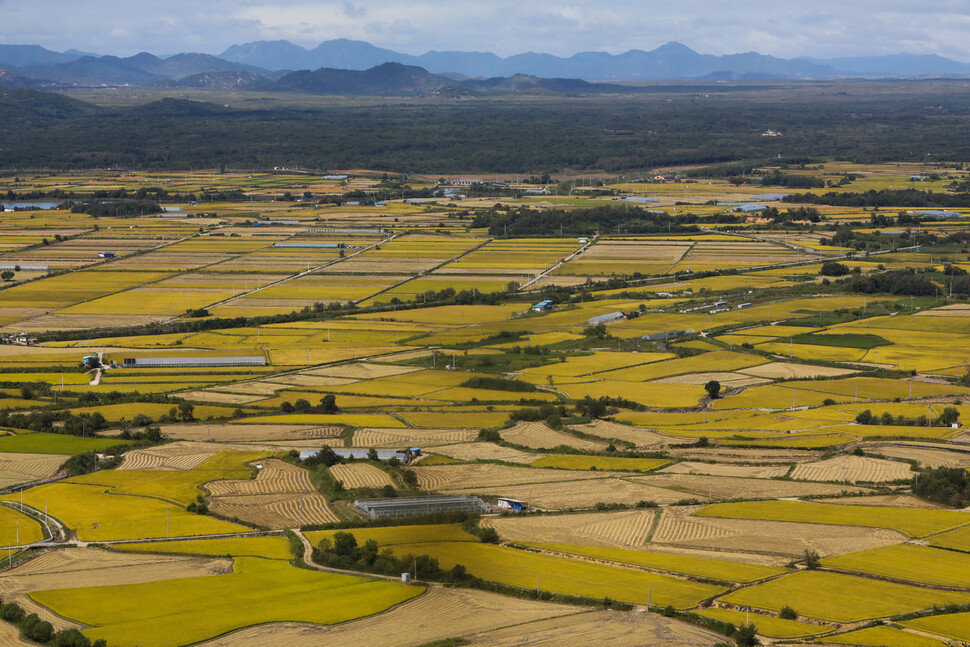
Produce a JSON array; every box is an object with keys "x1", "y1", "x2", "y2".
[
  {"x1": 721, "y1": 570, "x2": 970, "y2": 622},
  {"x1": 522, "y1": 542, "x2": 786, "y2": 583},
  {"x1": 821, "y1": 543, "x2": 970, "y2": 587},
  {"x1": 902, "y1": 612, "x2": 970, "y2": 644},
  {"x1": 819, "y1": 626, "x2": 950, "y2": 647},
  {"x1": 385, "y1": 541, "x2": 725, "y2": 608},
  {"x1": 32, "y1": 556, "x2": 424, "y2": 647},
  {"x1": 0, "y1": 505, "x2": 44, "y2": 546},
  {"x1": 694, "y1": 607, "x2": 829, "y2": 639},
  {"x1": 695, "y1": 500, "x2": 970, "y2": 538},
  {"x1": 116, "y1": 535, "x2": 294, "y2": 560}
]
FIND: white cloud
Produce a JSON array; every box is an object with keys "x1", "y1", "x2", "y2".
[{"x1": 2, "y1": 0, "x2": 970, "y2": 61}]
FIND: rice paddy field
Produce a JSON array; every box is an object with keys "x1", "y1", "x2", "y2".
[{"x1": 5, "y1": 168, "x2": 970, "y2": 645}]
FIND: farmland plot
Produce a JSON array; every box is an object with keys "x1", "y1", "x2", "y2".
[
  {"x1": 789, "y1": 454, "x2": 913, "y2": 483},
  {"x1": 0, "y1": 452, "x2": 69, "y2": 487}
]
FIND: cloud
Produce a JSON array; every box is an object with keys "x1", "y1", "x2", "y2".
[{"x1": 3, "y1": 0, "x2": 970, "y2": 61}]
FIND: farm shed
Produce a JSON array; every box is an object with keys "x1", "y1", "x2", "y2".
[
  {"x1": 306, "y1": 228, "x2": 387, "y2": 234},
  {"x1": 256, "y1": 220, "x2": 300, "y2": 226},
  {"x1": 587, "y1": 311, "x2": 625, "y2": 325},
  {"x1": 299, "y1": 448, "x2": 418, "y2": 463},
  {"x1": 98, "y1": 252, "x2": 115, "y2": 258},
  {"x1": 641, "y1": 328, "x2": 695, "y2": 342},
  {"x1": 618, "y1": 196, "x2": 660, "y2": 204},
  {"x1": 908, "y1": 209, "x2": 962, "y2": 219},
  {"x1": 354, "y1": 495, "x2": 491, "y2": 519},
  {"x1": 531, "y1": 300, "x2": 554, "y2": 312},
  {"x1": 122, "y1": 356, "x2": 266, "y2": 368},
  {"x1": 272, "y1": 242, "x2": 346, "y2": 249},
  {"x1": 0, "y1": 264, "x2": 48, "y2": 270},
  {"x1": 497, "y1": 497, "x2": 527, "y2": 511}
]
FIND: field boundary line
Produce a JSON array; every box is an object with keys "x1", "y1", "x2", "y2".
[
  {"x1": 355, "y1": 234, "x2": 494, "y2": 305},
  {"x1": 519, "y1": 235, "x2": 596, "y2": 290},
  {"x1": 192, "y1": 232, "x2": 399, "y2": 315}
]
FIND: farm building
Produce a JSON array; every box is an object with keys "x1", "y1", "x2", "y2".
[
  {"x1": 122, "y1": 356, "x2": 266, "y2": 368},
  {"x1": 618, "y1": 196, "x2": 660, "y2": 204},
  {"x1": 0, "y1": 264, "x2": 48, "y2": 271},
  {"x1": 354, "y1": 495, "x2": 490, "y2": 520},
  {"x1": 98, "y1": 252, "x2": 115, "y2": 258},
  {"x1": 750, "y1": 193, "x2": 792, "y2": 201},
  {"x1": 908, "y1": 209, "x2": 962, "y2": 219},
  {"x1": 272, "y1": 242, "x2": 346, "y2": 249},
  {"x1": 721, "y1": 202, "x2": 768, "y2": 213},
  {"x1": 299, "y1": 448, "x2": 419, "y2": 463},
  {"x1": 531, "y1": 300, "x2": 554, "y2": 313},
  {"x1": 158, "y1": 213, "x2": 189, "y2": 219},
  {"x1": 641, "y1": 328, "x2": 695, "y2": 342},
  {"x1": 306, "y1": 228, "x2": 387, "y2": 234},
  {"x1": 587, "y1": 311, "x2": 625, "y2": 325},
  {"x1": 321, "y1": 175, "x2": 349, "y2": 180},
  {"x1": 255, "y1": 220, "x2": 300, "y2": 226},
  {"x1": 496, "y1": 497, "x2": 527, "y2": 511}
]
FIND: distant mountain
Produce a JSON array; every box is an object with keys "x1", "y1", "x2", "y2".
[
  {"x1": 5, "y1": 40, "x2": 970, "y2": 86},
  {"x1": 460, "y1": 74, "x2": 634, "y2": 95},
  {"x1": 151, "y1": 70, "x2": 272, "y2": 90},
  {"x1": 268, "y1": 62, "x2": 451, "y2": 96},
  {"x1": 803, "y1": 54, "x2": 970, "y2": 77},
  {"x1": 217, "y1": 39, "x2": 970, "y2": 81},
  {"x1": 0, "y1": 87, "x2": 98, "y2": 120},
  {"x1": 0, "y1": 44, "x2": 83, "y2": 68},
  {"x1": 0, "y1": 68, "x2": 53, "y2": 90}
]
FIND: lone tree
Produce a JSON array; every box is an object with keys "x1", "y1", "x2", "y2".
[
  {"x1": 0, "y1": 270, "x2": 14, "y2": 281},
  {"x1": 704, "y1": 380, "x2": 722, "y2": 399}
]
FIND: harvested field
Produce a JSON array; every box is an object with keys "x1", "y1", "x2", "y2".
[
  {"x1": 209, "y1": 492, "x2": 338, "y2": 528},
  {"x1": 209, "y1": 382, "x2": 283, "y2": 395},
  {"x1": 162, "y1": 423, "x2": 342, "y2": 442},
  {"x1": 430, "y1": 442, "x2": 543, "y2": 464},
  {"x1": 352, "y1": 427, "x2": 477, "y2": 448},
  {"x1": 408, "y1": 463, "x2": 615, "y2": 491},
  {"x1": 666, "y1": 446, "x2": 819, "y2": 464},
  {"x1": 659, "y1": 461, "x2": 790, "y2": 479},
  {"x1": 484, "y1": 510, "x2": 658, "y2": 549},
  {"x1": 472, "y1": 478, "x2": 688, "y2": 510},
  {"x1": 263, "y1": 375, "x2": 359, "y2": 387},
  {"x1": 0, "y1": 547, "x2": 230, "y2": 630},
  {"x1": 310, "y1": 363, "x2": 423, "y2": 380},
  {"x1": 207, "y1": 459, "x2": 312, "y2": 496},
  {"x1": 0, "y1": 452, "x2": 69, "y2": 487},
  {"x1": 789, "y1": 455, "x2": 913, "y2": 483},
  {"x1": 740, "y1": 362, "x2": 857, "y2": 379},
  {"x1": 118, "y1": 441, "x2": 221, "y2": 471},
  {"x1": 500, "y1": 421, "x2": 607, "y2": 451},
  {"x1": 836, "y1": 494, "x2": 944, "y2": 509},
  {"x1": 569, "y1": 419, "x2": 669, "y2": 447},
  {"x1": 177, "y1": 390, "x2": 266, "y2": 405},
  {"x1": 867, "y1": 442, "x2": 970, "y2": 468},
  {"x1": 651, "y1": 505, "x2": 906, "y2": 557},
  {"x1": 465, "y1": 609, "x2": 725, "y2": 647},
  {"x1": 653, "y1": 371, "x2": 770, "y2": 388},
  {"x1": 206, "y1": 459, "x2": 337, "y2": 527},
  {"x1": 633, "y1": 473, "x2": 865, "y2": 499},
  {"x1": 194, "y1": 588, "x2": 581, "y2": 647},
  {"x1": 0, "y1": 621, "x2": 31, "y2": 646},
  {"x1": 329, "y1": 463, "x2": 395, "y2": 489}
]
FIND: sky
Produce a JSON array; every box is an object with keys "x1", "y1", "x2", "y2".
[{"x1": 4, "y1": 0, "x2": 970, "y2": 61}]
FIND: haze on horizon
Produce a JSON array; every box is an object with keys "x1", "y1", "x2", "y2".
[{"x1": 4, "y1": 0, "x2": 970, "y2": 62}]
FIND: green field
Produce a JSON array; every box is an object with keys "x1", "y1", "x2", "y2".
[
  {"x1": 695, "y1": 607, "x2": 829, "y2": 639},
  {"x1": 529, "y1": 456, "x2": 670, "y2": 472},
  {"x1": 903, "y1": 612, "x2": 970, "y2": 643},
  {"x1": 385, "y1": 541, "x2": 725, "y2": 608},
  {"x1": 523, "y1": 542, "x2": 786, "y2": 583},
  {"x1": 1, "y1": 482, "x2": 246, "y2": 541},
  {"x1": 0, "y1": 504, "x2": 44, "y2": 546},
  {"x1": 822, "y1": 544, "x2": 970, "y2": 587},
  {"x1": 696, "y1": 500, "x2": 970, "y2": 537},
  {"x1": 68, "y1": 450, "x2": 269, "y2": 506},
  {"x1": 819, "y1": 626, "x2": 950, "y2": 647},
  {"x1": 307, "y1": 523, "x2": 478, "y2": 547},
  {"x1": 721, "y1": 571, "x2": 970, "y2": 622},
  {"x1": 31, "y1": 556, "x2": 424, "y2": 647},
  {"x1": 114, "y1": 536, "x2": 293, "y2": 560},
  {"x1": 0, "y1": 432, "x2": 131, "y2": 454}
]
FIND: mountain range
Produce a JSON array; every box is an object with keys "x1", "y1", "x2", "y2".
[{"x1": 3, "y1": 40, "x2": 970, "y2": 91}]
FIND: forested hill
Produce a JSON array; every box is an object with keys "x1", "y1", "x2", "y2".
[{"x1": 6, "y1": 82, "x2": 970, "y2": 171}]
